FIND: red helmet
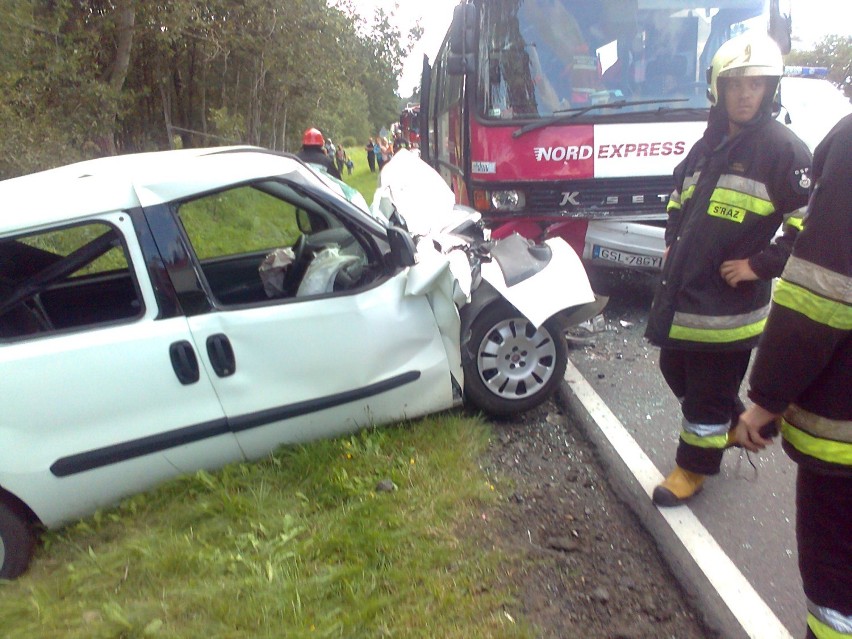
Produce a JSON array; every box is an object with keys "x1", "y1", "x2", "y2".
[{"x1": 302, "y1": 127, "x2": 324, "y2": 146}]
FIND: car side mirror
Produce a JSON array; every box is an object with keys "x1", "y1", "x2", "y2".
[
  {"x1": 387, "y1": 226, "x2": 416, "y2": 268},
  {"x1": 388, "y1": 204, "x2": 408, "y2": 232},
  {"x1": 296, "y1": 209, "x2": 313, "y2": 233},
  {"x1": 296, "y1": 208, "x2": 330, "y2": 234}
]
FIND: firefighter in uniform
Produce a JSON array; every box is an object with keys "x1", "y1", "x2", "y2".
[
  {"x1": 296, "y1": 127, "x2": 342, "y2": 179},
  {"x1": 645, "y1": 33, "x2": 812, "y2": 506},
  {"x1": 734, "y1": 113, "x2": 852, "y2": 639}
]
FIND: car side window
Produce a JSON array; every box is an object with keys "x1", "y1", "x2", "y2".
[
  {"x1": 176, "y1": 182, "x2": 376, "y2": 306},
  {"x1": 0, "y1": 221, "x2": 143, "y2": 340}
]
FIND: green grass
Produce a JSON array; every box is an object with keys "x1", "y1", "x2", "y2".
[
  {"x1": 179, "y1": 184, "x2": 302, "y2": 259},
  {"x1": 0, "y1": 414, "x2": 534, "y2": 639},
  {"x1": 337, "y1": 152, "x2": 382, "y2": 208},
  {"x1": 20, "y1": 222, "x2": 130, "y2": 276}
]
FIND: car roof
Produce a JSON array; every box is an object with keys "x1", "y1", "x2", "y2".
[{"x1": 0, "y1": 146, "x2": 319, "y2": 235}]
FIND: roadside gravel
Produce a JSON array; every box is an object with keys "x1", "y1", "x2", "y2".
[{"x1": 476, "y1": 396, "x2": 717, "y2": 638}]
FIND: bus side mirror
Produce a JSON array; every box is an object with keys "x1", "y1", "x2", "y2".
[
  {"x1": 448, "y1": 3, "x2": 478, "y2": 76},
  {"x1": 769, "y1": 0, "x2": 792, "y2": 54}
]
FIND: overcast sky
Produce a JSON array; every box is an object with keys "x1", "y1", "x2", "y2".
[{"x1": 352, "y1": 0, "x2": 852, "y2": 94}]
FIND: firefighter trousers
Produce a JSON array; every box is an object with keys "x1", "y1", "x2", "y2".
[
  {"x1": 659, "y1": 348, "x2": 751, "y2": 475},
  {"x1": 798, "y1": 466, "x2": 852, "y2": 638}
]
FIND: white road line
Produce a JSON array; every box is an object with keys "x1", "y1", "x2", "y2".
[{"x1": 564, "y1": 359, "x2": 793, "y2": 639}]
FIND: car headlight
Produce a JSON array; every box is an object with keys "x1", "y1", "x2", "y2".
[{"x1": 489, "y1": 190, "x2": 525, "y2": 212}]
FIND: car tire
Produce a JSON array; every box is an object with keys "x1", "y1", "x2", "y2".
[
  {"x1": 0, "y1": 501, "x2": 35, "y2": 580},
  {"x1": 463, "y1": 303, "x2": 567, "y2": 417}
]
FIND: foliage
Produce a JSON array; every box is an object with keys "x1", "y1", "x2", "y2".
[
  {"x1": 0, "y1": 414, "x2": 533, "y2": 638},
  {"x1": 0, "y1": 0, "x2": 423, "y2": 179},
  {"x1": 787, "y1": 35, "x2": 852, "y2": 99}
]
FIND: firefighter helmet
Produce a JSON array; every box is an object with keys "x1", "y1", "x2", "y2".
[
  {"x1": 707, "y1": 33, "x2": 783, "y2": 106},
  {"x1": 302, "y1": 127, "x2": 324, "y2": 146}
]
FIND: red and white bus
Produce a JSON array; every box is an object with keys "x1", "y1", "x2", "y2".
[{"x1": 419, "y1": 0, "x2": 794, "y2": 271}]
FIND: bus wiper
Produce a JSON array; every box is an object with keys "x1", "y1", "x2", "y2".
[
  {"x1": 512, "y1": 98, "x2": 688, "y2": 138},
  {"x1": 653, "y1": 106, "x2": 708, "y2": 117}
]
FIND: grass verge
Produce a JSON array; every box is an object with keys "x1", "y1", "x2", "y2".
[
  {"x1": 339, "y1": 154, "x2": 381, "y2": 205},
  {"x1": 0, "y1": 413, "x2": 533, "y2": 639}
]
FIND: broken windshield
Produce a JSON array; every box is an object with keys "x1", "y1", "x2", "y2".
[{"x1": 478, "y1": 0, "x2": 769, "y2": 121}]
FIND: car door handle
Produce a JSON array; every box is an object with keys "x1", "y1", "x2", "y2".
[
  {"x1": 206, "y1": 333, "x2": 236, "y2": 377},
  {"x1": 169, "y1": 340, "x2": 200, "y2": 385}
]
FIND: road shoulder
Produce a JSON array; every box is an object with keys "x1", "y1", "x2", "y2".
[{"x1": 560, "y1": 361, "x2": 793, "y2": 639}]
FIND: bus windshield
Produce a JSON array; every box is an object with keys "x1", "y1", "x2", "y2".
[{"x1": 479, "y1": 0, "x2": 771, "y2": 120}]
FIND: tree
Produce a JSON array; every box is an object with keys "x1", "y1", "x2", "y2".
[
  {"x1": 0, "y1": 0, "x2": 140, "y2": 175},
  {"x1": 0, "y1": 0, "x2": 420, "y2": 178},
  {"x1": 341, "y1": 4, "x2": 422, "y2": 133},
  {"x1": 786, "y1": 34, "x2": 852, "y2": 99}
]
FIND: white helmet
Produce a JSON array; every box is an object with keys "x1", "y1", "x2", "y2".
[{"x1": 707, "y1": 33, "x2": 783, "y2": 105}]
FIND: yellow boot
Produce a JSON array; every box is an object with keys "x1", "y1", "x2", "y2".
[{"x1": 653, "y1": 466, "x2": 706, "y2": 507}]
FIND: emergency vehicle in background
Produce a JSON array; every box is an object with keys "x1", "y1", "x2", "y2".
[
  {"x1": 778, "y1": 66, "x2": 852, "y2": 152},
  {"x1": 399, "y1": 103, "x2": 421, "y2": 148},
  {"x1": 418, "y1": 0, "x2": 806, "y2": 273}
]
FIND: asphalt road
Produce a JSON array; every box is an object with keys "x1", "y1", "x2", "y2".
[{"x1": 566, "y1": 269, "x2": 803, "y2": 638}]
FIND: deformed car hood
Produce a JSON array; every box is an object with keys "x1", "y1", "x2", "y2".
[
  {"x1": 372, "y1": 150, "x2": 595, "y2": 327},
  {"x1": 480, "y1": 236, "x2": 594, "y2": 327}
]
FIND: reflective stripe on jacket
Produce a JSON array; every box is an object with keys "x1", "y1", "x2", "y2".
[
  {"x1": 782, "y1": 406, "x2": 852, "y2": 467},
  {"x1": 747, "y1": 114, "x2": 852, "y2": 476},
  {"x1": 646, "y1": 117, "x2": 812, "y2": 351}
]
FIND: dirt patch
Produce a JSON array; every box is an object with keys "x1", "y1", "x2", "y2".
[{"x1": 477, "y1": 397, "x2": 716, "y2": 639}]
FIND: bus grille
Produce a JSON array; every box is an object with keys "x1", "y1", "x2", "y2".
[{"x1": 512, "y1": 176, "x2": 675, "y2": 219}]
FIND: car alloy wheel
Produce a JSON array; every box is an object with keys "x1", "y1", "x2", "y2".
[{"x1": 463, "y1": 303, "x2": 567, "y2": 416}]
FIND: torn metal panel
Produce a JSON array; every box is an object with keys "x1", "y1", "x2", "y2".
[
  {"x1": 481, "y1": 237, "x2": 595, "y2": 328},
  {"x1": 376, "y1": 149, "x2": 598, "y2": 329}
]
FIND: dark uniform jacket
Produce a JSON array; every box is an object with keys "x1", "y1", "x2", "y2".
[
  {"x1": 296, "y1": 146, "x2": 342, "y2": 179},
  {"x1": 645, "y1": 112, "x2": 811, "y2": 351},
  {"x1": 748, "y1": 114, "x2": 852, "y2": 477}
]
